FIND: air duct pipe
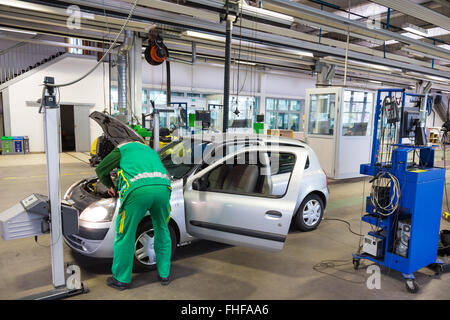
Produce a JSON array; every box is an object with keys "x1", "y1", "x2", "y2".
[
  {"x1": 315, "y1": 62, "x2": 336, "y2": 87},
  {"x1": 117, "y1": 30, "x2": 134, "y2": 122},
  {"x1": 419, "y1": 81, "x2": 432, "y2": 128}
]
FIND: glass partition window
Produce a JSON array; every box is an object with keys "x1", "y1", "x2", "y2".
[
  {"x1": 342, "y1": 90, "x2": 374, "y2": 136},
  {"x1": 308, "y1": 94, "x2": 335, "y2": 135},
  {"x1": 265, "y1": 98, "x2": 305, "y2": 131},
  {"x1": 229, "y1": 96, "x2": 259, "y2": 128}
]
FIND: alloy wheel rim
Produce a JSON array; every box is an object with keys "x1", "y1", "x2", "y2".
[
  {"x1": 135, "y1": 228, "x2": 156, "y2": 265},
  {"x1": 303, "y1": 199, "x2": 321, "y2": 226}
]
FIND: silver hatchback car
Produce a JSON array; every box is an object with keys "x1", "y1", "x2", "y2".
[{"x1": 64, "y1": 113, "x2": 329, "y2": 271}]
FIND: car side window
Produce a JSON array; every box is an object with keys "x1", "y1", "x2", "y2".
[
  {"x1": 193, "y1": 151, "x2": 296, "y2": 198},
  {"x1": 211, "y1": 141, "x2": 259, "y2": 158},
  {"x1": 199, "y1": 141, "x2": 260, "y2": 171}
]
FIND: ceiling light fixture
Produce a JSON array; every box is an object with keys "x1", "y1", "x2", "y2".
[
  {"x1": 242, "y1": 2, "x2": 294, "y2": 25},
  {"x1": 234, "y1": 60, "x2": 256, "y2": 66},
  {"x1": 425, "y1": 74, "x2": 448, "y2": 82},
  {"x1": 184, "y1": 30, "x2": 225, "y2": 42},
  {"x1": 402, "y1": 23, "x2": 428, "y2": 37},
  {"x1": 0, "y1": 27, "x2": 37, "y2": 35}
]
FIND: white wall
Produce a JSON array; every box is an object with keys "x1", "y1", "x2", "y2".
[
  {"x1": 2, "y1": 55, "x2": 109, "y2": 152},
  {"x1": 113, "y1": 59, "x2": 316, "y2": 103}
]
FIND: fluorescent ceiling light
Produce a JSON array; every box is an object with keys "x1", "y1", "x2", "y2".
[
  {"x1": 386, "y1": 27, "x2": 450, "y2": 45},
  {"x1": 234, "y1": 60, "x2": 256, "y2": 66},
  {"x1": 278, "y1": 47, "x2": 314, "y2": 58},
  {"x1": 368, "y1": 80, "x2": 382, "y2": 84},
  {"x1": 242, "y1": 2, "x2": 294, "y2": 24},
  {"x1": 0, "y1": 27, "x2": 37, "y2": 35},
  {"x1": 184, "y1": 30, "x2": 224, "y2": 42},
  {"x1": 349, "y1": 60, "x2": 400, "y2": 72},
  {"x1": 439, "y1": 44, "x2": 450, "y2": 51},
  {"x1": 402, "y1": 23, "x2": 428, "y2": 37},
  {"x1": 334, "y1": 3, "x2": 388, "y2": 20},
  {"x1": 425, "y1": 74, "x2": 448, "y2": 82},
  {"x1": 184, "y1": 30, "x2": 314, "y2": 58}
]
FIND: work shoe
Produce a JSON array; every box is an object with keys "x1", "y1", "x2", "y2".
[
  {"x1": 158, "y1": 274, "x2": 171, "y2": 286},
  {"x1": 106, "y1": 276, "x2": 129, "y2": 291}
]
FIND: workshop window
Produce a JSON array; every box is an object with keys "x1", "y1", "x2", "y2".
[
  {"x1": 342, "y1": 90, "x2": 374, "y2": 136},
  {"x1": 68, "y1": 38, "x2": 83, "y2": 54},
  {"x1": 229, "y1": 96, "x2": 259, "y2": 128},
  {"x1": 265, "y1": 98, "x2": 305, "y2": 132},
  {"x1": 308, "y1": 93, "x2": 336, "y2": 136}
]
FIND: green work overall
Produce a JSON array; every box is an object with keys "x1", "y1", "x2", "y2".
[{"x1": 95, "y1": 142, "x2": 172, "y2": 284}]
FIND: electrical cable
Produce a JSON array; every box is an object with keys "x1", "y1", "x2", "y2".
[
  {"x1": 357, "y1": 177, "x2": 367, "y2": 254},
  {"x1": 312, "y1": 257, "x2": 367, "y2": 284},
  {"x1": 64, "y1": 152, "x2": 91, "y2": 165},
  {"x1": 323, "y1": 218, "x2": 365, "y2": 237},
  {"x1": 442, "y1": 131, "x2": 450, "y2": 213},
  {"x1": 45, "y1": 0, "x2": 140, "y2": 88},
  {"x1": 370, "y1": 171, "x2": 401, "y2": 217}
]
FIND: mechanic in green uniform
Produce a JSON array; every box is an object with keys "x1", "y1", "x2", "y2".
[{"x1": 95, "y1": 141, "x2": 172, "y2": 290}]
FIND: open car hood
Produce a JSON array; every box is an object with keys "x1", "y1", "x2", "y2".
[{"x1": 89, "y1": 111, "x2": 145, "y2": 146}]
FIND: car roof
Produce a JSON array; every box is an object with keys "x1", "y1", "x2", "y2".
[{"x1": 195, "y1": 133, "x2": 308, "y2": 148}]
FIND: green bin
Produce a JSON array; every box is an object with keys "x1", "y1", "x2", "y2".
[{"x1": 1, "y1": 136, "x2": 13, "y2": 155}]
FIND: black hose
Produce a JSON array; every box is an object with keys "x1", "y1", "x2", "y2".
[
  {"x1": 166, "y1": 59, "x2": 171, "y2": 107},
  {"x1": 223, "y1": 19, "x2": 232, "y2": 133}
]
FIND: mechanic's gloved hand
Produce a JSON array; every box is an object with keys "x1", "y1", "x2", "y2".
[{"x1": 107, "y1": 187, "x2": 118, "y2": 198}]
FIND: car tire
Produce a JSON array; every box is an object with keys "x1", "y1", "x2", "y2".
[
  {"x1": 133, "y1": 218, "x2": 177, "y2": 273},
  {"x1": 294, "y1": 194, "x2": 324, "y2": 232}
]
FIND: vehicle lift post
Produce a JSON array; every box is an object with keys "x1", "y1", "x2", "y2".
[
  {"x1": 22, "y1": 77, "x2": 88, "y2": 299},
  {"x1": 353, "y1": 88, "x2": 445, "y2": 293}
]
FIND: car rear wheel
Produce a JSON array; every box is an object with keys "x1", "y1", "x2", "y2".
[
  {"x1": 133, "y1": 218, "x2": 177, "y2": 272},
  {"x1": 294, "y1": 194, "x2": 324, "y2": 232}
]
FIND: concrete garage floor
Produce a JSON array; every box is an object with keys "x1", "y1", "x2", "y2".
[{"x1": 0, "y1": 153, "x2": 448, "y2": 300}]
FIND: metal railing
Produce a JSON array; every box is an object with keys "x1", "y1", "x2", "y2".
[{"x1": 0, "y1": 41, "x2": 66, "y2": 85}]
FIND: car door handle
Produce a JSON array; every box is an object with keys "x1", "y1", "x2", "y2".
[{"x1": 265, "y1": 210, "x2": 282, "y2": 218}]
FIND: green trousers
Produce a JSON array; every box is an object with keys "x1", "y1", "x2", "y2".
[{"x1": 112, "y1": 185, "x2": 172, "y2": 284}]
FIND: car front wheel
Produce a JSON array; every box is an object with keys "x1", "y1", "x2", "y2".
[
  {"x1": 294, "y1": 194, "x2": 324, "y2": 232},
  {"x1": 133, "y1": 218, "x2": 177, "y2": 272}
]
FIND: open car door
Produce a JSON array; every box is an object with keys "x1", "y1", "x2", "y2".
[{"x1": 184, "y1": 146, "x2": 307, "y2": 251}]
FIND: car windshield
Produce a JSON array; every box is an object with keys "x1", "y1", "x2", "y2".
[{"x1": 158, "y1": 139, "x2": 209, "y2": 179}]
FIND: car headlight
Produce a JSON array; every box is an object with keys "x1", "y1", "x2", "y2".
[{"x1": 79, "y1": 198, "x2": 117, "y2": 222}]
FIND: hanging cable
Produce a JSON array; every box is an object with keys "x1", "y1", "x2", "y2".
[
  {"x1": 45, "y1": 0, "x2": 140, "y2": 88},
  {"x1": 370, "y1": 171, "x2": 401, "y2": 217}
]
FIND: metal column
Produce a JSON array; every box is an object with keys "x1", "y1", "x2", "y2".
[
  {"x1": 43, "y1": 105, "x2": 65, "y2": 288},
  {"x1": 130, "y1": 32, "x2": 142, "y2": 122},
  {"x1": 153, "y1": 109, "x2": 160, "y2": 151},
  {"x1": 221, "y1": 1, "x2": 240, "y2": 133}
]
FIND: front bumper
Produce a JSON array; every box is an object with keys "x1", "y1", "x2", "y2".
[
  {"x1": 64, "y1": 219, "x2": 116, "y2": 258},
  {"x1": 64, "y1": 179, "x2": 118, "y2": 258}
]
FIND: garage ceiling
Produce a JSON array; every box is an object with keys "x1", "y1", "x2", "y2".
[{"x1": 0, "y1": 0, "x2": 449, "y2": 90}]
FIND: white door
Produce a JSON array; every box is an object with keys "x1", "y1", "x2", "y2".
[
  {"x1": 335, "y1": 90, "x2": 375, "y2": 179},
  {"x1": 184, "y1": 146, "x2": 307, "y2": 251},
  {"x1": 74, "y1": 105, "x2": 91, "y2": 152},
  {"x1": 304, "y1": 87, "x2": 341, "y2": 178}
]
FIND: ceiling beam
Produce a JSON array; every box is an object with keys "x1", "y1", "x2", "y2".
[
  {"x1": 263, "y1": 0, "x2": 450, "y2": 60},
  {"x1": 369, "y1": 0, "x2": 450, "y2": 31},
  {"x1": 3, "y1": 0, "x2": 450, "y2": 79}
]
